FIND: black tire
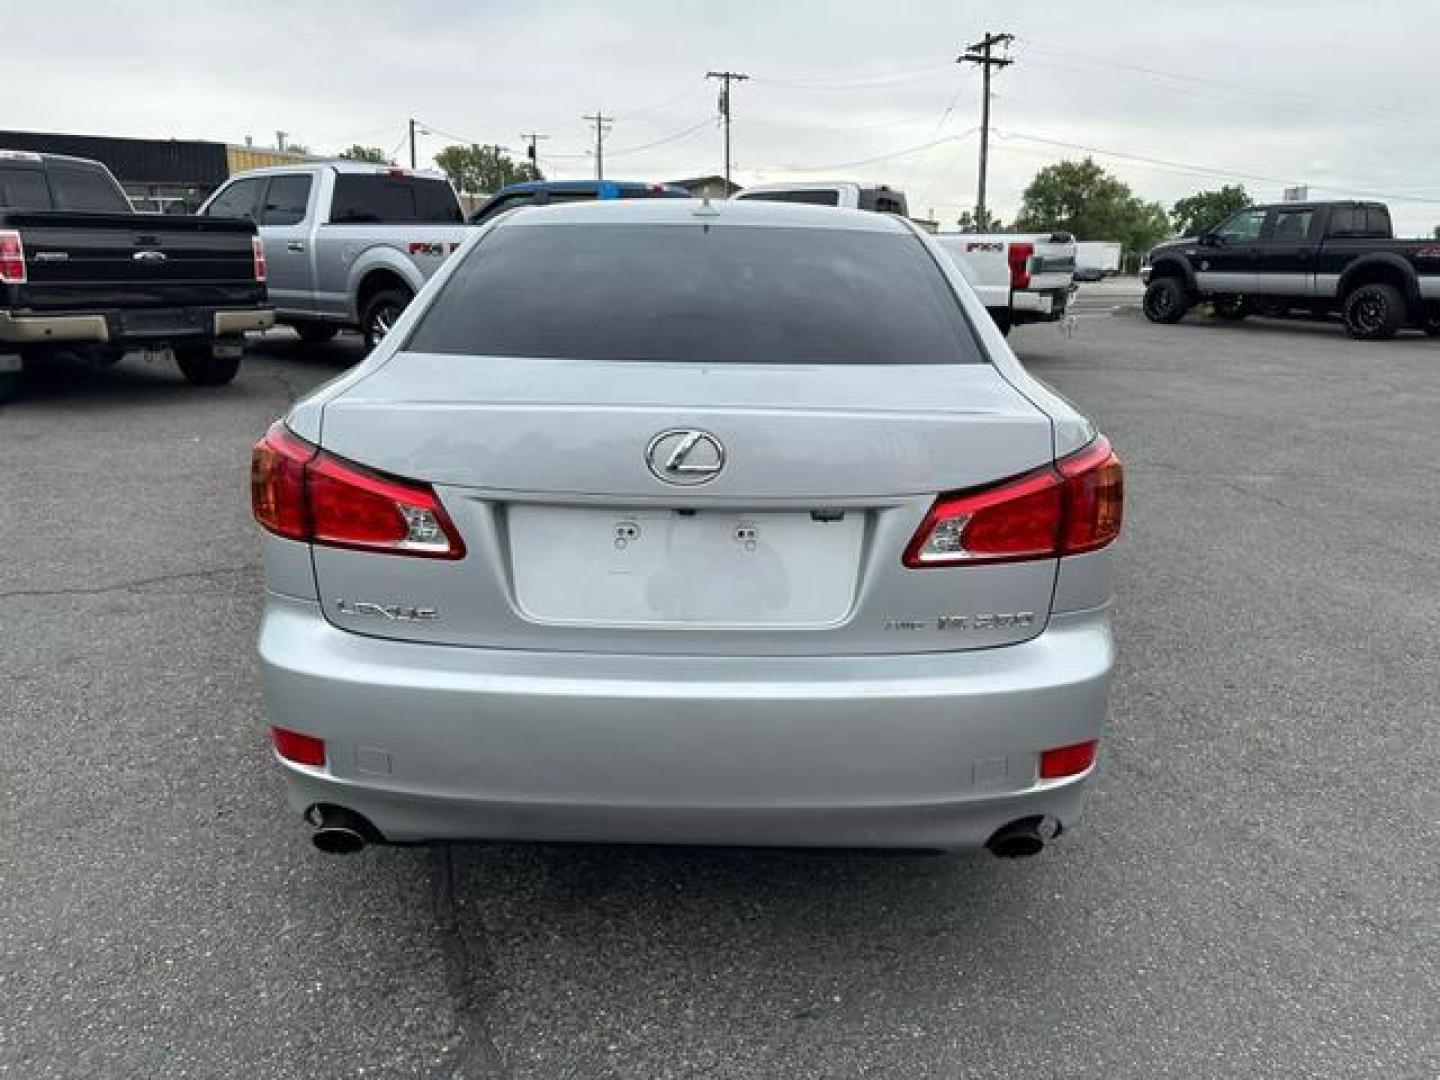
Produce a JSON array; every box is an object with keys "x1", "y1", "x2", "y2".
[
  {"x1": 292, "y1": 321, "x2": 339, "y2": 344},
  {"x1": 174, "y1": 344, "x2": 241, "y2": 386},
  {"x1": 989, "y1": 309, "x2": 1013, "y2": 336},
  {"x1": 1423, "y1": 303, "x2": 1440, "y2": 338},
  {"x1": 1143, "y1": 277, "x2": 1189, "y2": 324},
  {"x1": 1342, "y1": 283, "x2": 1403, "y2": 341},
  {"x1": 1213, "y1": 296, "x2": 1249, "y2": 321},
  {"x1": 360, "y1": 287, "x2": 413, "y2": 351}
]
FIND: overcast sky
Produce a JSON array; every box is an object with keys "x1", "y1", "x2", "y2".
[{"x1": 12, "y1": 0, "x2": 1440, "y2": 234}]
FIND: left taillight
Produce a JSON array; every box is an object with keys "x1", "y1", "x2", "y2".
[
  {"x1": 903, "y1": 436, "x2": 1123, "y2": 568},
  {"x1": 250, "y1": 421, "x2": 465, "y2": 559},
  {"x1": 0, "y1": 230, "x2": 27, "y2": 284},
  {"x1": 251, "y1": 236, "x2": 267, "y2": 283},
  {"x1": 1008, "y1": 241, "x2": 1033, "y2": 290}
]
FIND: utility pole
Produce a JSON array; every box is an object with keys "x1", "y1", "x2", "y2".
[
  {"x1": 706, "y1": 70, "x2": 749, "y2": 192},
  {"x1": 582, "y1": 112, "x2": 613, "y2": 180},
  {"x1": 957, "y1": 32, "x2": 1013, "y2": 226},
  {"x1": 520, "y1": 131, "x2": 549, "y2": 176},
  {"x1": 408, "y1": 118, "x2": 417, "y2": 169}
]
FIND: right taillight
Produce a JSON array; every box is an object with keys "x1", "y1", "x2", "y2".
[
  {"x1": 251, "y1": 236, "x2": 267, "y2": 283},
  {"x1": 250, "y1": 421, "x2": 465, "y2": 559},
  {"x1": 0, "y1": 230, "x2": 27, "y2": 284},
  {"x1": 903, "y1": 436, "x2": 1123, "y2": 568}
]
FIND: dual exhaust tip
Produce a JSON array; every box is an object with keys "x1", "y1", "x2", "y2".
[{"x1": 305, "y1": 806, "x2": 1057, "y2": 859}]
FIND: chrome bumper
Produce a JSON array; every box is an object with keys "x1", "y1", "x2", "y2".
[{"x1": 0, "y1": 307, "x2": 274, "y2": 345}]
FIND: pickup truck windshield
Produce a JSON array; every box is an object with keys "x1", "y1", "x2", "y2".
[
  {"x1": 330, "y1": 175, "x2": 462, "y2": 224},
  {"x1": 408, "y1": 222, "x2": 983, "y2": 365}
]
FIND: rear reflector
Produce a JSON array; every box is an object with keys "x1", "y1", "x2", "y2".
[
  {"x1": 271, "y1": 726, "x2": 326, "y2": 767},
  {"x1": 251, "y1": 421, "x2": 465, "y2": 559},
  {"x1": 1039, "y1": 739, "x2": 1099, "y2": 779},
  {"x1": 903, "y1": 435, "x2": 1123, "y2": 567},
  {"x1": 0, "y1": 230, "x2": 26, "y2": 284}
]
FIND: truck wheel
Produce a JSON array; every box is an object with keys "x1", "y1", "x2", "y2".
[
  {"x1": 1213, "y1": 296, "x2": 1248, "y2": 321},
  {"x1": 989, "y1": 309, "x2": 1013, "y2": 336},
  {"x1": 1422, "y1": 303, "x2": 1440, "y2": 337},
  {"x1": 292, "y1": 321, "x2": 339, "y2": 344},
  {"x1": 174, "y1": 344, "x2": 241, "y2": 386},
  {"x1": 361, "y1": 288, "x2": 413, "y2": 351},
  {"x1": 1342, "y1": 283, "x2": 1403, "y2": 341},
  {"x1": 0, "y1": 354, "x2": 21, "y2": 404},
  {"x1": 1142, "y1": 278, "x2": 1189, "y2": 324}
]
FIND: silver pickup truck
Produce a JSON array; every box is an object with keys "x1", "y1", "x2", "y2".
[{"x1": 199, "y1": 163, "x2": 467, "y2": 348}]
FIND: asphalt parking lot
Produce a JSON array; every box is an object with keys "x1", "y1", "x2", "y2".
[{"x1": 2, "y1": 305, "x2": 1437, "y2": 1079}]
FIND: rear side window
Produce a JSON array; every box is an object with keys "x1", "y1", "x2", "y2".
[
  {"x1": 330, "y1": 174, "x2": 462, "y2": 224},
  {"x1": 0, "y1": 165, "x2": 52, "y2": 210},
  {"x1": 47, "y1": 162, "x2": 130, "y2": 213},
  {"x1": 739, "y1": 189, "x2": 841, "y2": 207},
  {"x1": 205, "y1": 178, "x2": 263, "y2": 220},
  {"x1": 408, "y1": 223, "x2": 983, "y2": 365},
  {"x1": 260, "y1": 174, "x2": 312, "y2": 226}
]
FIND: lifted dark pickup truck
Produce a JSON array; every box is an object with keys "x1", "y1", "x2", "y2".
[
  {"x1": 1141, "y1": 201, "x2": 1440, "y2": 340},
  {"x1": 0, "y1": 150, "x2": 273, "y2": 398}
]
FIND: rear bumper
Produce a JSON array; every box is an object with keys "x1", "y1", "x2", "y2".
[
  {"x1": 1012, "y1": 287, "x2": 1071, "y2": 323},
  {"x1": 259, "y1": 595, "x2": 1114, "y2": 849},
  {"x1": 0, "y1": 306, "x2": 273, "y2": 346}
]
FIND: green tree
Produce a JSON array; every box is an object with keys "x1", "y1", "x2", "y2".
[
  {"x1": 1014, "y1": 157, "x2": 1170, "y2": 256},
  {"x1": 1171, "y1": 184, "x2": 1251, "y2": 236},
  {"x1": 338, "y1": 144, "x2": 389, "y2": 164},
  {"x1": 432, "y1": 143, "x2": 541, "y2": 194},
  {"x1": 955, "y1": 206, "x2": 1004, "y2": 232}
]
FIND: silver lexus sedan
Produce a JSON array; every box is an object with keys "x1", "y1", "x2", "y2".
[{"x1": 252, "y1": 198, "x2": 1122, "y2": 858}]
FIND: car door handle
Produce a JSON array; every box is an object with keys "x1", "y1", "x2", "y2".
[{"x1": 286, "y1": 241, "x2": 306, "y2": 253}]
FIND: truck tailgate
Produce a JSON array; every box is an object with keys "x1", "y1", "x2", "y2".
[{"x1": 3, "y1": 211, "x2": 263, "y2": 311}]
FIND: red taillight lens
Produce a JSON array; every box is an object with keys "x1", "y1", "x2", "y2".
[
  {"x1": 307, "y1": 452, "x2": 465, "y2": 558},
  {"x1": 250, "y1": 421, "x2": 465, "y2": 559},
  {"x1": 1008, "y1": 241, "x2": 1033, "y2": 290},
  {"x1": 1056, "y1": 436, "x2": 1124, "y2": 555},
  {"x1": 0, "y1": 230, "x2": 26, "y2": 284},
  {"x1": 903, "y1": 436, "x2": 1123, "y2": 567},
  {"x1": 271, "y1": 726, "x2": 326, "y2": 767},
  {"x1": 251, "y1": 236, "x2": 267, "y2": 283},
  {"x1": 1039, "y1": 739, "x2": 1098, "y2": 779},
  {"x1": 251, "y1": 423, "x2": 315, "y2": 541}
]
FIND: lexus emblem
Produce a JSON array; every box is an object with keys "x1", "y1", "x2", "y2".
[{"x1": 646, "y1": 429, "x2": 725, "y2": 485}]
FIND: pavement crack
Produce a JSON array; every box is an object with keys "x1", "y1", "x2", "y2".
[
  {"x1": 0, "y1": 563, "x2": 258, "y2": 601},
  {"x1": 430, "y1": 846, "x2": 510, "y2": 1080}
]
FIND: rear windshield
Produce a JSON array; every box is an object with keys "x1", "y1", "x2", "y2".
[
  {"x1": 738, "y1": 189, "x2": 841, "y2": 207},
  {"x1": 0, "y1": 165, "x2": 52, "y2": 210},
  {"x1": 330, "y1": 174, "x2": 462, "y2": 224},
  {"x1": 407, "y1": 223, "x2": 982, "y2": 365}
]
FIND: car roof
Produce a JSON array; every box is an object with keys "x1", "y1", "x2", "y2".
[{"x1": 493, "y1": 196, "x2": 913, "y2": 233}]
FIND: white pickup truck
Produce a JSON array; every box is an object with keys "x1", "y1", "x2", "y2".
[
  {"x1": 732, "y1": 182, "x2": 1075, "y2": 334},
  {"x1": 199, "y1": 162, "x2": 468, "y2": 348},
  {"x1": 931, "y1": 233, "x2": 1077, "y2": 335}
]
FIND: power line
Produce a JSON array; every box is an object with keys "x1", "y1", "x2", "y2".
[
  {"x1": 958, "y1": 31, "x2": 1014, "y2": 224},
  {"x1": 752, "y1": 63, "x2": 953, "y2": 91},
  {"x1": 771, "y1": 130, "x2": 975, "y2": 173},
  {"x1": 707, "y1": 70, "x2": 750, "y2": 190},
  {"x1": 990, "y1": 129, "x2": 1440, "y2": 206},
  {"x1": 605, "y1": 117, "x2": 714, "y2": 158},
  {"x1": 582, "y1": 111, "x2": 614, "y2": 180}
]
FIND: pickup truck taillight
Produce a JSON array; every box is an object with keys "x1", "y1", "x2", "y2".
[
  {"x1": 0, "y1": 230, "x2": 26, "y2": 284},
  {"x1": 251, "y1": 236, "x2": 267, "y2": 283},
  {"x1": 903, "y1": 436, "x2": 1123, "y2": 567},
  {"x1": 1008, "y1": 242, "x2": 1034, "y2": 290},
  {"x1": 251, "y1": 422, "x2": 466, "y2": 559}
]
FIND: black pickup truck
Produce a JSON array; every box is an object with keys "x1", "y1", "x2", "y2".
[
  {"x1": 1141, "y1": 200, "x2": 1440, "y2": 340},
  {"x1": 0, "y1": 150, "x2": 273, "y2": 399}
]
